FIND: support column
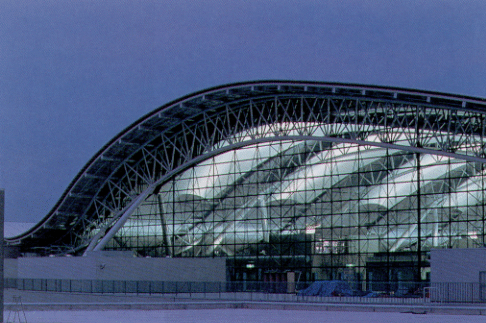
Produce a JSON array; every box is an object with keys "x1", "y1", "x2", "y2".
[
  {"x1": 84, "y1": 184, "x2": 156, "y2": 254},
  {"x1": 416, "y1": 152, "x2": 422, "y2": 282},
  {"x1": 157, "y1": 195, "x2": 171, "y2": 256},
  {"x1": 92, "y1": 185, "x2": 155, "y2": 252},
  {"x1": 259, "y1": 197, "x2": 269, "y2": 243},
  {"x1": 0, "y1": 189, "x2": 4, "y2": 323}
]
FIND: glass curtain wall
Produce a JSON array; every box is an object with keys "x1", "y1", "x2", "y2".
[{"x1": 105, "y1": 136, "x2": 486, "y2": 285}]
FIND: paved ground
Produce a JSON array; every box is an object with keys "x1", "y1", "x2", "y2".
[
  {"x1": 3, "y1": 289, "x2": 486, "y2": 322},
  {"x1": 5, "y1": 309, "x2": 486, "y2": 323},
  {"x1": 4, "y1": 289, "x2": 181, "y2": 305}
]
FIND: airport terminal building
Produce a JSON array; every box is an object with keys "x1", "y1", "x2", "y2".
[{"x1": 6, "y1": 81, "x2": 486, "y2": 287}]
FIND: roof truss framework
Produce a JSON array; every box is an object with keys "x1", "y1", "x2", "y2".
[{"x1": 7, "y1": 81, "x2": 486, "y2": 255}]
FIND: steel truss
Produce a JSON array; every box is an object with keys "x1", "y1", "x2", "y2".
[{"x1": 6, "y1": 81, "x2": 486, "y2": 256}]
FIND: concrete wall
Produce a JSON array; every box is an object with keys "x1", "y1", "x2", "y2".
[
  {"x1": 4, "y1": 258, "x2": 18, "y2": 279},
  {"x1": 6, "y1": 253, "x2": 226, "y2": 282},
  {"x1": 430, "y1": 248, "x2": 486, "y2": 283}
]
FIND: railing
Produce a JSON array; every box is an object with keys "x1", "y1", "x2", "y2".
[
  {"x1": 5, "y1": 278, "x2": 486, "y2": 304},
  {"x1": 428, "y1": 282, "x2": 485, "y2": 303},
  {"x1": 4, "y1": 279, "x2": 311, "y2": 295},
  {"x1": 5, "y1": 278, "x2": 228, "y2": 294}
]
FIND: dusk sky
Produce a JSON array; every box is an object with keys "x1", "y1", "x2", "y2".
[{"x1": 1, "y1": 0, "x2": 486, "y2": 224}]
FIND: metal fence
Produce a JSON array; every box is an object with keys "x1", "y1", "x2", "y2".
[
  {"x1": 6, "y1": 278, "x2": 229, "y2": 294},
  {"x1": 5, "y1": 278, "x2": 486, "y2": 304},
  {"x1": 428, "y1": 282, "x2": 485, "y2": 303},
  {"x1": 5, "y1": 278, "x2": 311, "y2": 295}
]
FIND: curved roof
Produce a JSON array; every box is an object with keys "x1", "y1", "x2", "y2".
[{"x1": 7, "y1": 80, "x2": 486, "y2": 254}]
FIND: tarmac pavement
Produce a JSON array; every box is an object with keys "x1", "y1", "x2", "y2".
[{"x1": 3, "y1": 288, "x2": 486, "y2": 322}]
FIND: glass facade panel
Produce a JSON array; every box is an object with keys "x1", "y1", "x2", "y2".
[{"x1": 105, "y1": 134, "x2": 486, "y2": 285}]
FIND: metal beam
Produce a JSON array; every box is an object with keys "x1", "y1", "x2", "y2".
[{"x1": 84, "y1": 183, "x2": 157, "y2": 253}]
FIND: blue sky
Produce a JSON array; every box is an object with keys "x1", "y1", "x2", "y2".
[{"x1": 1, "y1": 0, "x2": 486, "y2": 223}]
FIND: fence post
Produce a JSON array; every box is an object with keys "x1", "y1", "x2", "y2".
[
  {"x1": 446, "y1": 282, "x2": 450, "y2": 303},
  {"x1": 470, "y1": 282, "x2": 473, "y2": 303},
  {"x1": 0, "y1": 190, "x2": 4, "y2": 323}
]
